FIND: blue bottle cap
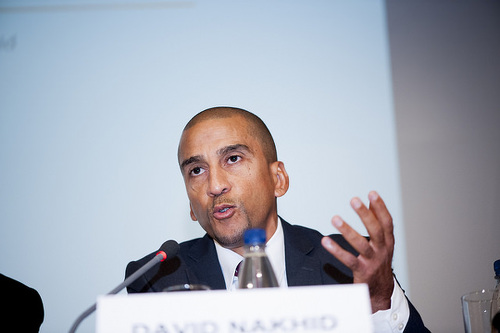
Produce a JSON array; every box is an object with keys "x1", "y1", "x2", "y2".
[
  {"x1": 244, "y1": 228, "x2": 266, "y2": 245},
  {"x1": 494, "y1": 260, "x2": 500, "y2": 276}
]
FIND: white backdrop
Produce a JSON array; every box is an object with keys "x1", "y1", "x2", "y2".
[{"x1": 0, "y1": 1, "x2": 407, "y2": 332}]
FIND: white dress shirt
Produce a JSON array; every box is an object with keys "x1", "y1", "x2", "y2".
[{"x1": 214, "y1": 218, "x2": 409, "y2": 332}]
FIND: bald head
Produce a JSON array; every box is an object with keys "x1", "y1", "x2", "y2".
[{"x1": 178, "y1": 107, "x2": 277, "y2": 164}]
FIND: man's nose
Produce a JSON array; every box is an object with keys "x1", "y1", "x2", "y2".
[{"x1": 207, "y1": 168, "x2": 230, "y2": 197}]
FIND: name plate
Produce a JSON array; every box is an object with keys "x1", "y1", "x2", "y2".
[{"x1": 96, "y1": 284, "x2": 373, "y2": 333}]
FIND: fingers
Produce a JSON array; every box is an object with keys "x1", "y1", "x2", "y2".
[
  {"x1": 350, "y1": 196, "x2": 385, "y2": 248},
  {"x1": 330, "y1": 215, "x2": 374, "y2": 258},
  {"x1": 321, "y1": 236, "x2": 360, "y2": 270},
  {"x1": 322, "y1": 191, "x2": 395, "y2": 270},
  {"x1": 349, "y1": 192, "x2": 395, "y2": 249},
  {"x1": 367, "y1": 191, "x2": 394, "y2": 248}
]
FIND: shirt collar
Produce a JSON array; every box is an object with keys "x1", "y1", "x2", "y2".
[{"x1": 214, "y1": 218, "x2": 287, "y2": 290}]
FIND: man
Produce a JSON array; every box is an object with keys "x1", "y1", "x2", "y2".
[{"x1": 126, "y1": 107, "x2": 429, "y2": 332}]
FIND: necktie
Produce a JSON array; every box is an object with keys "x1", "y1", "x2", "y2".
[
  {"x1": 234, "y1": 261, "x2": 242, "y2": 277},
  {"x1": 230, "y1": 261, "x2": 243, "y2": 291}
]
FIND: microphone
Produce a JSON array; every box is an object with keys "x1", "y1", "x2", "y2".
[{"x1": 68, "y1": 240, "x2": 180, "y2": 333}]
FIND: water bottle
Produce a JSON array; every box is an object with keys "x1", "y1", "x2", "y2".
[
  {"x1": 238, "y1": 228, "x2": 279, "y2": 289},
  {"x1": 492, "y1": 260, "x2": 500, "y2": 331}
]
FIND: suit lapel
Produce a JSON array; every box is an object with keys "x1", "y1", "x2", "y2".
[
  {"x1": 282, "y1": 219, "x2": 324, "y2": 286},
  {"x1": 185, "y1": 234, "x2": 226, "y2": 290}
]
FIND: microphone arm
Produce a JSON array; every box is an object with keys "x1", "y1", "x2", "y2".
[{"x1": 68, "y1": 240, "x2": 179, "y2": 333}]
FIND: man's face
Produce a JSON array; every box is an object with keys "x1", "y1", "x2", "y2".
[{"x1": 178, "y1": 115, "x2": 287, "y2": 253}]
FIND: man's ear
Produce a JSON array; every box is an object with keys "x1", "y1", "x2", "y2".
[
  {"x1": 189, "y1": 203, "x2": 197, "y2": 221},
  {"x1": 272, "y1": 161, "x2": 289, "y2": 198}
]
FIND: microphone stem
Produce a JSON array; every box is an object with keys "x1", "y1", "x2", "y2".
[
  {"x1": 108, "y1": 253, "x2": 162, "y2": 294},
  {"x1": 68, "y1": 304, "x2": 96, "y2": 333},
  {"x1": 68, "y1": 253, "x2": 164, "y2": 333}
]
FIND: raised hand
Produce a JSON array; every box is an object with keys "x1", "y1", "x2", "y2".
[{"x1": 321, "y1": 191, "x2": 395, "y2": 313}]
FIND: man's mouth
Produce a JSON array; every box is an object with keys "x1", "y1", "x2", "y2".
[{"x1": 213, "y1": 204, "x2": 235, "y2": 220}]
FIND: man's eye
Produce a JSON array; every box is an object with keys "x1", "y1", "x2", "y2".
[
  {"x1": 227, "y1": 155, "x2": 240, "y2": 164},
  {"x1": 190, "y1": 167, "x2": 205, "y2": 176}
]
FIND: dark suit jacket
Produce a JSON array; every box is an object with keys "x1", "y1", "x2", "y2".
[{"x1": 126, "y1": 219, "x2": 430, "y2": 332}]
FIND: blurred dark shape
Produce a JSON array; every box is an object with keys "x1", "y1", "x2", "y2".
[
  {"x1": 0, "y1": 273, "x2": 44, "y2": 332},
  {"x1": 493, "y1": 311, "x2": 500, "y2": 333}
]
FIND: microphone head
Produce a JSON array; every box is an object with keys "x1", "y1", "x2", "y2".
[{"x1": 156, "y1": 240, "x2": 180, "y2": 262}]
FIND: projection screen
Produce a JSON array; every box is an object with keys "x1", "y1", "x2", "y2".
[{"x1": 0, "y1": 1, "x2": 407, "y2": 332}]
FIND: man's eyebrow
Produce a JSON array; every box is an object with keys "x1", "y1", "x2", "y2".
[
  {"x1": 217, "y1": 144, "x2": 251, "y2": 156},
  {"x1": 180, "y1": 144, "x2": 250, "y2": 170},
  {"x1": 180, "y1": 155, "x2": 202, "y2": 170}
]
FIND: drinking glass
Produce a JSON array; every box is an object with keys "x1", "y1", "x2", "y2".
[{"x1": 462, "y1": 289, "x2": 495, "y2": 333}]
